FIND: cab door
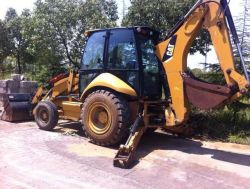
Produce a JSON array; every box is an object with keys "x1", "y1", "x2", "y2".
[
  {"x1": 106, "y1": 29, "x2": 140, "y2": 93},
  {"x1": 137, "y1": 33, "x2": 162, "y2": 99},
  {"x1": 79, "y1": 31, "x2": 106, "y2": 93}
]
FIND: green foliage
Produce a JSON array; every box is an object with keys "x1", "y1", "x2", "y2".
[
  {"x1": 0, "y1": 57, "x2": 15, "y2": 80},
  {"x1": 31, "y1": 0, "x2": 118, "y2": 69},
  {"x1": 25, "y1": 47, "x2": 65, "y2": 85},
  {"x1": 122, "y1": 0, "x2": 211, "y2": 55},
  {"x1": 190, "y1": 101, "x2": 250, "y2": 144},
  {"x1": 234, "y1": 0, "x2": 250, "y2": 62},
  {"x1": 190, "y1": 67, "x2": 226, "y2": 85},
  {"x1": 1, "y1": 0, "x2": 118, "y2": 84},
  {"x1": 123, "y1": 0, "x2": 195, "y2": 32},
  {"x1": 3, "y1": 8, "x2": 34, "y2": 74},
  {"x1": 0, "y1": 19, "x2": 11, "y2": 65}
]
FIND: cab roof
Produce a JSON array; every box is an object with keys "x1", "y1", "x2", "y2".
[{"x1": 84, "y1": 26, "x2": 159, "y2": 37}]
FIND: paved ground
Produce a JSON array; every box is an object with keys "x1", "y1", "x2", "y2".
[{"x1": 0, "y1": 120, "x2": 250, "y2": 189}]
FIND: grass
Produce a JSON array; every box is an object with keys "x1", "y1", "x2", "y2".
[{"x1": 189, "y1": 99, "x2": 250, "y2": 145}]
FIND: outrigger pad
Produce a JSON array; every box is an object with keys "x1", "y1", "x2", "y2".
[
  {"x1": 183, "y1": 74, "x2": 235, "y2": 109},
  {"x1": 113, "y1": 146, "x2": 137, "y2": 169},
  {"x1": 1, "y1": 93, "x2": 33, "y2": 122}
]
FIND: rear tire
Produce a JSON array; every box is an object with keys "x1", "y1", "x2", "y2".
[
  {"x1": 81, "y1": 90, "x2": 130, "y2": 146},
  {"x1": 34, "y1": 101, "x2": 59, "y2": 131}
]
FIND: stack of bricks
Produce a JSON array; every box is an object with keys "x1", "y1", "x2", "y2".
[{"x1": 0, "y1": 74, "x2": 38, "y2": 106}]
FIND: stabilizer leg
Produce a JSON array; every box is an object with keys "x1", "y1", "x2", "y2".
[{"x1": 113, "y1": 113, "x2": 145, "y2": 168}]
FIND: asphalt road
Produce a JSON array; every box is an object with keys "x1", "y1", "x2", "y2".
[{"x1": 0, "y1": 120, "x2": 250, "y2": 189}]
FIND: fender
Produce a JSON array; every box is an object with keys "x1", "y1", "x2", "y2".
[{"x1": 80, "y1": 73, "x2": 137, "y2": 100}]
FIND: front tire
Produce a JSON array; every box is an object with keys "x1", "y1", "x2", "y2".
[
  {"x1": 81, "y1": 90, "x2": 130, "y2": 146},
  {"x1": 34, "y1": 101, "x2": 59, "y2": 131}
]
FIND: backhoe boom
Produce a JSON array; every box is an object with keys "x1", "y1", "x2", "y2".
[{"x1": 155, "y1": 0, "x2": 250, "y2": 126}]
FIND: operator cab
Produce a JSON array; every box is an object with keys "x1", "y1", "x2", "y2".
[{"x1": 79, "y1": 27, "x2": 162, "y2": 100}]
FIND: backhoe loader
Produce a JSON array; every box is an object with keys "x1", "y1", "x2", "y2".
[{"x1": 5, "y1": 0, "x2": 249, "y2": 168}]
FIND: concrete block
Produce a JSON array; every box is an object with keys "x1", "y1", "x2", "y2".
[
  {"x1": 0, "y1": 77, "x2": 38, "y2": 105},
  {"x1": 20, "y1": 81, "x2": 38, "y2": 93},
  {"x1": 0, "y1": 87, "x2": 7, "y2": 93},
  {"x1": 19, "y1": 88, "x2": 36, "y2": 94},
  {"x1": 11, "y1": 74, "x2": 21, "y2": 81},
  {"x1": 20, "y1": 81, "x2": 38, "y2": 88},
  {"x1": 0, "y1": 80, "x2": 8, "y2": 88},
  {"x1": 6, "y1": 80, "x2": 20, "y2": 93}
]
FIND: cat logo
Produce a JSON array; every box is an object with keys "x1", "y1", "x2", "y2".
[
  {"x1": 167, "y1": 44, "x2": 175, "y2": 56},
  {"x1": 162, "y1": 35, "x2": 177, "y2": 62}
]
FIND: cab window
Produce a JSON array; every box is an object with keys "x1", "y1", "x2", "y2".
[
  {"x1": 107, "y1": 29, "x2": 138, "y2": 70},
  {"x1": 81, "y1": 31, "x2": 106, "y2": 69},
  {"x1": 138, "y1": 33, "x2": 161, "y2": 98}
]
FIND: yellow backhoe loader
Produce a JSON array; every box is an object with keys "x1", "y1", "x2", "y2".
[{"x1": 5, "y1": 0, "x2": 249, "y2": 168}]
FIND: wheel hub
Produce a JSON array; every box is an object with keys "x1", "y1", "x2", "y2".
[
  {"x1": 40, "y1": 109, "x2": 49, "y2": 123},
  {"x1": 88, "y1": 103, "x2": 112, "y2": 135},
  {"x1": 98, "y1": 111, "x2": 108, "y2": 124}
]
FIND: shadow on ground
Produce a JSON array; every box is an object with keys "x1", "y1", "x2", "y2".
[
  {"x1": 53, "y1": 121, "x2": 250, "y2": 168},
  {"x1": 136, "y1": 132, "x2": 250, "y2": 167}
]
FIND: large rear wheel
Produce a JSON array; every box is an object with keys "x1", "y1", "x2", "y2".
[{"x1": 81, "y1": 90, "x2": 130, "y2": 146}]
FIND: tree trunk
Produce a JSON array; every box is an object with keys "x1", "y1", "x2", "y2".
[{"x1": 17, "y1": 52, "x2": 21, "y2": 74}]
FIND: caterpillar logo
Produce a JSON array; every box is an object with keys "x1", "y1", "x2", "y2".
[
  {"x1": 167, "y1": 44, "x2": 175, "y2": 56},
  {"x1": 162, "y1": 35, "x2": 177, "y2": 62}
]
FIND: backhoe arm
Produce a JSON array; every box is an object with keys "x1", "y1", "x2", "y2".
[{"x1": 155, "y1": 0, "x2": 250, "y2": 126}]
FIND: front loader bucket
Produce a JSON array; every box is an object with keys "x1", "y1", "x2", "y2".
[{"x1": 1, "y1": 93, "x2": 33, "y2": 122}]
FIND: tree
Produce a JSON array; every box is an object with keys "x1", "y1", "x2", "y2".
[
  {"x1": 0, "y1": 19, "x2": 13, "y2": 78},
  {"x1": 227, "y1": 0, "x2": 250, "y2": 75},
  {"x1": 122, "y1": 0, "x2": 211, "y2": 55},
  {"x1": 1, "y1": 0, "x2": 118, "y2": 83},
  {"x1": 238, "y1": 0, "x2": 250, "y2": 66},
  {"x1": 4, "y1": 8, "x2": 33, "y2": 74},
  {"x1": 0, "y1": 19, "x2": 10, "y2": 64},
  {"x1": 32, "y1": 0, "x2": 118, "y2": 69},
  {"x1": 5, "y1": 8, "x2": 18, "y2": 22},
  {"x1": 240, "y1": 0, "x2": 250, "y2": 61}
]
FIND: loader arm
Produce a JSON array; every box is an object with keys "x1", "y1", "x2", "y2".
[{"x1": 155, "y1": 0, "x2": 250, "y2": 126}]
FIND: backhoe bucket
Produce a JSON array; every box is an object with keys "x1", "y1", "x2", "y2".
[{"x1": 1, "y1": 93, "x2": 33, "y2": 122}]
